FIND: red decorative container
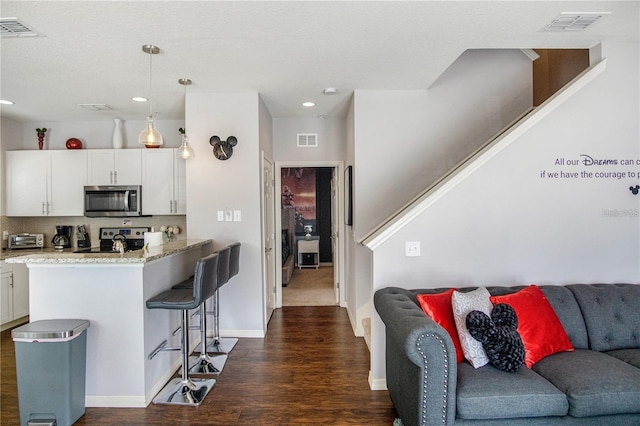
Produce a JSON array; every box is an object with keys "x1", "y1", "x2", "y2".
[{"x1": 65, "y1": 138, "x2": 83, "y2": 149}]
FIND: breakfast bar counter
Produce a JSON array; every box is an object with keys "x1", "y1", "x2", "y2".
[{"x1": 6, "y1": 239, "x2": 214, "y2": 407}]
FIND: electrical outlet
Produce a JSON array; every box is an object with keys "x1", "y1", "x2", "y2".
[
  {"x1": 2, "y1": 231, "x2": 8, "y2": 240},
  {"x1": 405, "y1": 241, "x2": 421, "y2": 257},
  {"x1": 225, "y1": 210, "x2": 233, "y2": 222},
  {"x1": 217, "y1": 211, "x2": 224, "y2": 221},
  {"x1": 233, "y1": 210, "x2": 242, "y2": 222}
]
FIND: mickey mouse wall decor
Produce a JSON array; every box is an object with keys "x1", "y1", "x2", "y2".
[
  {"x1": 630, "y1": 185, "x2": 640, "y2": 195},
  {"x1": 210, "y1": 135, "x2": 238, "y2": 160}
]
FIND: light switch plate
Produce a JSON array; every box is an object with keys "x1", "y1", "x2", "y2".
[
  {"x1": 405, "y1": 241, "x2": 421, "y2": 257},
  {"x1": 233, "y1": 210, "x2": 242, "y2": 222},
  {"x1": 217, "y1": 211, "x2": 224, "y2": 221},
  {"x1": 225, "y1": 210, "x2": 233, "y2": 222}
]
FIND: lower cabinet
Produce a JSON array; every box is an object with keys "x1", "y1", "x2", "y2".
[{"x1": 0, "y1": 261, "x2": 29, "y2": 328}]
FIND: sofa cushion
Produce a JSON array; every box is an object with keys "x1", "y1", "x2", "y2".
[
  {"x1": 417, "y1": 289, "x2": 465, "y2": 363},
  {"x1": 532, "y1": 349, "x2": 640, "y2": 417},
  {"x1": 491, "y1": 285, "x2": 573, "y2": 367},
  {"x1": 606, "y1": 348, "x2": 640, "y2": 369},
  {"x1": 539, "y1": 285, "x2": 589, "y2": 350},
  {"x1": 567, "y1": 284, "x2": 640, "y2": 351},
  {"x1": 452, "y1": 287, "x2": 492, "y2": 368},
  {"x1": 456, "y1": 361, "x2": 568, "y2": 420}
]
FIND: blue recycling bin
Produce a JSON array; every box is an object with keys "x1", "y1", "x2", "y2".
[{"x1": 12, "y1": 319, "x2": 90, "y2": 426}]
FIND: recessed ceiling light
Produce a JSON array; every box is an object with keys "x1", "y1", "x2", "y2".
[
  {"x1": 302, "y1": 101, "x2": 315, "y2": 107},
  {"x1": 0, "y1": 99, "x2": 15, "y2": 105},
  {"x1": 132, "y1": 96, "x2": 148, "y2": 102},
  {"x1": 323, "y1": 87, "x2": 337, "y2": 95}
]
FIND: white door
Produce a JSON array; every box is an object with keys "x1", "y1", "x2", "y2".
[
  {"x1": 114, "y1": 150, "x2": 142, "y2": 185},
  {"x1": 331, "y1": 167, "x2": 340, "y2": 303},
  {"x1": 262, "y1": 154, "x2": 276, "y2": 324}
]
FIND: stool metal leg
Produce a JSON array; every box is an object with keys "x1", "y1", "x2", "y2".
[
  {"x1": 153, "y1": 310, "x2": 216, "y2": 406},
  {"x1": 207, "y1": 290, "x2": 238, "y2": 354},
  {"x1": 188, "y1": 298, "x2": 227, "y2": 374}
]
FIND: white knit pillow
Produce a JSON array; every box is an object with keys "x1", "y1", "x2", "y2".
[{"x1": 452, "y1": 287, "x2": 493, "y2": 368}]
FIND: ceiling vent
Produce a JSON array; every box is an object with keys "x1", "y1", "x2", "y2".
[
  {"x1": 78, "y1": 104, "x2": 113, "y2": 111},
  {"x1": 0, "y1": 18, "x2": 40, "y2": 37},
  {"x1": 542, "y1": 12, "x2": 609, "y2": 32},
  {"x1": 297, "y1": 133, "x2": 318, "y2": 148}
]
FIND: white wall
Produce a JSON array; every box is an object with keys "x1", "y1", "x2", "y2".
[
  {"x1": 369, "y1": 42, "x2": 640, "y2": 384},
  {"x1": 15, "y1": 119, "x2": 184, "y2": 150},
  {"x1": 273, "y1": 116, "x2": 347, "y2": 162},
  {"x1": 349, "y1": 49, "x2": 533, "y2": 336},
  {"x1": 185, "y1": 92, "x2": 266, "y2": 336},
  {"x1": 354, "y1": 49, "x2": 533, "y2": 241}
]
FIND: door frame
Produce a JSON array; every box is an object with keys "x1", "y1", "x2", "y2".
[
  {"x1": 274, "y1": 160, "x2": 346, "y2": 308},
  {"x1": 261, "y1": 152, "x2": 276, "y2": 326}
]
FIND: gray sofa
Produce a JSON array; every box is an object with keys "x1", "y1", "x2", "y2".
[{"x1": 374, "y1": 284, "x2": 640, "y2": 426}]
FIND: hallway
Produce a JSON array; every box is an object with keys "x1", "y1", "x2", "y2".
[
  {"x1": 282, "y1": 266, "x2": 337, "y2": 306},
  {"x1": 1, "y1": 306, "x2": 396, "y2": 425}
]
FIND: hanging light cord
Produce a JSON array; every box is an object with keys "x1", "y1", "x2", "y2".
[{"x1": 148, "y1": 50, "x2": 153, "y2": 118}]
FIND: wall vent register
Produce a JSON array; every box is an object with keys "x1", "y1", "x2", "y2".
[{"x1": 297, "y1": 133, "x2": 318, "y2": 148}]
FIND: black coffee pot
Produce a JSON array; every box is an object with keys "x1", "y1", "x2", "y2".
[{"x1": 52, "y1": 225, "x2": 72, "y2": 249}]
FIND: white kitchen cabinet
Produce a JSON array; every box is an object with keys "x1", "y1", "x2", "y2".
[
  {"x1": 87, "y1": 149, "x2": 142, "y2": 185},
  {"x1": 142, "y1": 148, "x2": 186, "y2": 215},
  {"x1": 1, "y1": 261, "x2": 29, "y2": 327},
  {"x1": 5, "y1": 150, "x2": 87, "y2": 216}
]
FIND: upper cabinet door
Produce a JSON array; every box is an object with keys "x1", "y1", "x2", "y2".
[
  {"x1": 5, "y1": 151, "x2": 49, "y2": 216},
  {"x1": 114, "y1": 150, "x2": 142, "y2": 185},
  {"x1": 141, "y1": 149, "x2": 174, "y2": 214},
  {"x1": 49, "y1": 150, "x2": 87, "y2": 216},
  {"x1": 87, "y1": 149, "x2": 141, "y2": 185}
]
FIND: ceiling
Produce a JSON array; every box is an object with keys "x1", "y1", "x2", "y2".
[{"x1": 1, "y1": 1, "x2": 638, "y2": 123}]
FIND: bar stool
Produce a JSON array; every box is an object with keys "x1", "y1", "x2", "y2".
[
  {"x1": 188, "y1": 246, "x2": 230, "y2": 374},
  {"x1": 146, "y1": 253, "x2": 218, "y2": 405},
  {"x1": 208, "y1": 242, "x2": 240, "y2": 354}
]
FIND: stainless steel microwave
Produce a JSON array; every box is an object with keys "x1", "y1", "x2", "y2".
[{"x1": 84, "y1": 185, "x2": 142, "y2": 217}]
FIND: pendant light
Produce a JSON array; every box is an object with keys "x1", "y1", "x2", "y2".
[
  {"x1": 138, "y1": 44, "x2": 163, "y2": 147},
  {"x1": 178, "y1": 78, "x2": 194, "y2": 159}
]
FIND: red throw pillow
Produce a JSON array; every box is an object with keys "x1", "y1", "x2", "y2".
[
  {"x1": 417, "y1": 289, "x2": 464, "y2": 363},
  {"x1": 490, "y1": 285, "x2": 573, "y2": 368}
]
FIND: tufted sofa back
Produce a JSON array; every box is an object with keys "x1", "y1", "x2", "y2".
[{"x1": 567, "y1": 284, "x2": 640, "y2": 351}]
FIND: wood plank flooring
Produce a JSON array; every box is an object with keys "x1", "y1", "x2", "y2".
[{"x1": 1, "y1": 306, "x2": 397, "y2": 425}]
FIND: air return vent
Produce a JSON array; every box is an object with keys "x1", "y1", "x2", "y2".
[
  {"x1": 0, "y1": 18, "x2": 40, "y2": 37},
  {"x1": 297, "y1": 133, "x2": 318, "y2": 148},
  {"x1": 542, "y1": 12, "x2": 609, "y2": 32}
]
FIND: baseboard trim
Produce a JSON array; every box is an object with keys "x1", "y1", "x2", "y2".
[{"x1": 368, "y1": 370, "x2": 387, "y2": 391}]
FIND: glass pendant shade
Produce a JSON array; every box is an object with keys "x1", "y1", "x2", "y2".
[
  {"x1": 138, "y1": 115, "x2": 163, "y2": 147},
  {"x1": 178, "y1": 134, "x2": 194, "y2": 159}
]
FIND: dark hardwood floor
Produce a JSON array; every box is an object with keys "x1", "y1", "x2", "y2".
[{"x1": 1, "y1": 306, "x2": 397, "y2": 425}]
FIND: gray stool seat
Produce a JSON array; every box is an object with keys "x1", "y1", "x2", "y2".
[{"x1": 146, "y1": 253, "x2": 219, "y2": 406}]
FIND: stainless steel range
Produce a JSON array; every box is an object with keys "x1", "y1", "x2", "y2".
[{"x1": 73, "y1": 227, "x2": 150, "y2": 253}]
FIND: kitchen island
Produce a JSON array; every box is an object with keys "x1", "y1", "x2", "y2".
[{"x1": 6, "y1": 239, "x2": 214, "y2": 407}]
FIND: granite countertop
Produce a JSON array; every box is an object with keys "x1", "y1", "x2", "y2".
[{"x1": 3, "y1": 239, "x2": 212, "y2": 264}]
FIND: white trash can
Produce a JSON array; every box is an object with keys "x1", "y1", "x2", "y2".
[{"x1": 12, "y1": 319, "x2": 90, "y2": 426}]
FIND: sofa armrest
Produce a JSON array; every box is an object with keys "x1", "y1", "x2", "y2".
[{"x1": 375, "y1": 287, "x2": 457, "y2": 426}]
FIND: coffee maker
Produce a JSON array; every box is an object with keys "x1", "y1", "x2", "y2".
[{"x1": 52, "y1": 225, "x2": 72, "y2": 249}]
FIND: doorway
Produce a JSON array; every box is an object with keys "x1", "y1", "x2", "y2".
[{"x1": 274, "y1": 161, "x2": 345, "y2": 309}]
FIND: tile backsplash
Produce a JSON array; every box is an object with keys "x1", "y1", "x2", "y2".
[{"x1": 1, "y1": 215, "x2": 186, "y2": 249}]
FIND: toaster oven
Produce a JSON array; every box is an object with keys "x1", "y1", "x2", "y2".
[{"x1": 9, "y1": 233, "x2": 45, "y2": 250}]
